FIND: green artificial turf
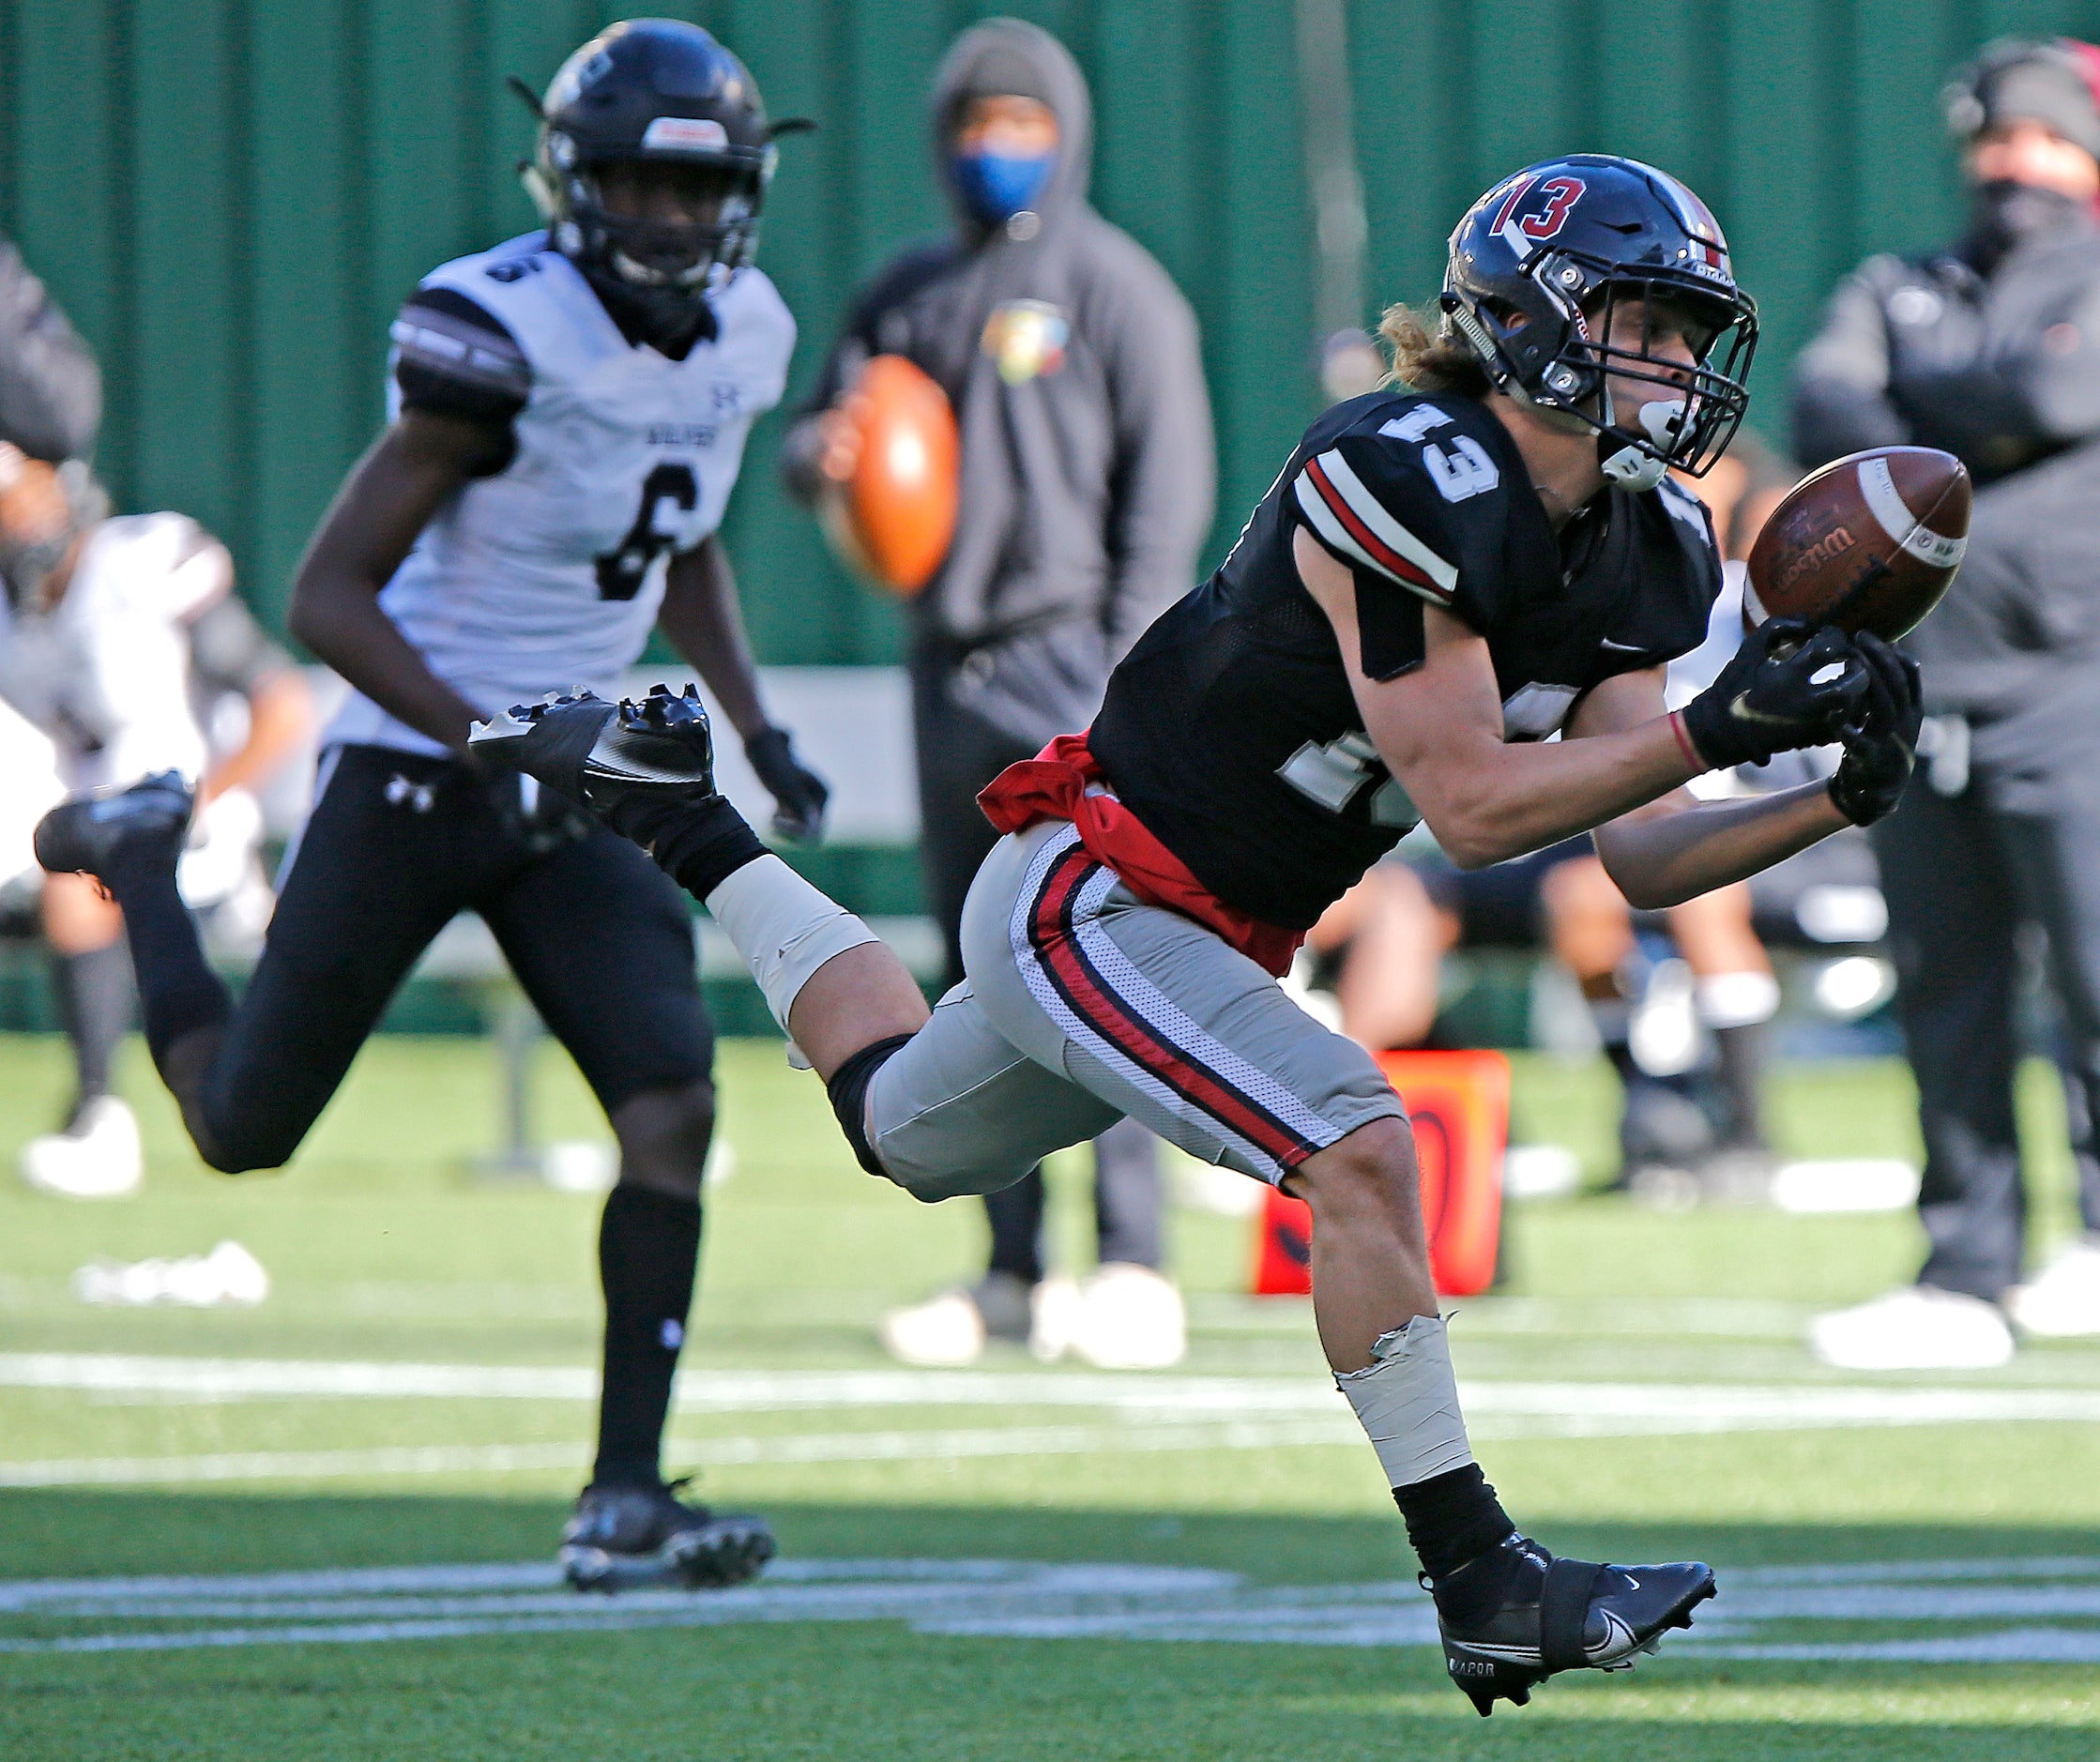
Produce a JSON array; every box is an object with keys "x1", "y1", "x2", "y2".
[{"x1": 2, "y1": 1034, "x2": 2097, "y2": 1760}]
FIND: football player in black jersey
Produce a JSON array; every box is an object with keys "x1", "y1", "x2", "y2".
[{"x1": 472, "y1": 155, "x2": 1923, "y2": 1714}]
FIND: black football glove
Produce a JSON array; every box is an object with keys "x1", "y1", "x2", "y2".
[
  {"x1": 1827, "y1": 631, "x2": 1923, "y2": 827},
  {"x1": 1680, "y1": 617, "x2": 1870, "y2": 771},
  {"x1": 745, "y1": 725, "x2": 829, "y2": 842}
]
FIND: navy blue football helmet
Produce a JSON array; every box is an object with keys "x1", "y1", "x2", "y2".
[
  {"x1": 1441, "y1": 155, "x2": 1758, "y2": 487},
  {"x1": 524, "y1": 19, "x2": 799, "y2": 339}
]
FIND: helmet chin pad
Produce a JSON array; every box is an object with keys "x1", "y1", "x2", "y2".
[
  {"x1": 1597, "y1": 432, "x2": 1670, "y2": 492},
  {"x1": 1594, "y1": 396, "x2": 1688, "y2": 490}
]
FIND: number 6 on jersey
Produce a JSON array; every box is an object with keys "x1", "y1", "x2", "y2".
[{"x1": 598, "y1": 463, "x2": 700, "y2": 600}]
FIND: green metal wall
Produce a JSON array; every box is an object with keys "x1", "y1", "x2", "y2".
[{"x1": 5, "y1": 0, "x2": 2100, "y2": 662}]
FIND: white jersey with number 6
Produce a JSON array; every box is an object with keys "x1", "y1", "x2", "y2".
[{"x1": 325, "y1": 232, "x2": 795, "y2": 757}]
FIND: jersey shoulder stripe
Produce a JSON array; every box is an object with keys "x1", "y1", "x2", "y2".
[
  {"x1": 390, "y1": 287, "x2": 532, "y2": 403},
  {"x1": 1293, "y1": 448, "x2": 1458, "y2": 604}
]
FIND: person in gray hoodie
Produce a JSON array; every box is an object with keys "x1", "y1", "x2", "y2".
[{"x1": 784, "y1": 18, "x2": 1213, "y2": 1367}]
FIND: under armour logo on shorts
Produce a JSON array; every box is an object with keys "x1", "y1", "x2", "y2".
[{"x1": 384, "y1": 774, "x2": 436, "y2": 813}]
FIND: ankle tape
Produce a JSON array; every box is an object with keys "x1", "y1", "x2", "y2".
[
  {"x1": 825, "y1": 1033, "x2": 915, "y2": 1177},
  {"x1": 1336, "y1": 1314, "x2": 1475, "y2": 1488}
]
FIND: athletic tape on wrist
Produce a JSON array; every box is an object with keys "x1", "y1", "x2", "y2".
[
  {"x1": 704, "y1": 855, "x2": 879, "y2": 1033},
  {"x1": 1334, "y1": 1314, "x2": 1476, "y2": 1489}
]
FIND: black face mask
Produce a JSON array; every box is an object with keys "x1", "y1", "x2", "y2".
[{"x1": 1963, "y1": 179, "x2": 2089, "y2": 274}]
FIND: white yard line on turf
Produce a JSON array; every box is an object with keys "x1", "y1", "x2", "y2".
[
  {"x1": 0, "y1": 1421, "x2": 1367, "y2": 1487},
  {"x1": 8, "y1": 1377, "x2": 2100, "y2": 1487},
  {"x1": 4, "y1": 1555, "x2": 2100, "y2": 1663},
  {"x1": 8, "y1": 1353, "x2": 2100, "y2": 1429}
]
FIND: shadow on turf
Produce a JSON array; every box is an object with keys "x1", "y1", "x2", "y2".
[{"x1": 5, "y1": 1496, "x2": 2097, "y2": 1760}]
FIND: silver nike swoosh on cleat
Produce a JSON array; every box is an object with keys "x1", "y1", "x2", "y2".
[{"x1": 1588, "y1": 1609, "x2": 1638, "y2": 1663}]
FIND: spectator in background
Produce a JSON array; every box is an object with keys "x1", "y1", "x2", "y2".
[
  {"x1": 1796, "y1": 38, "x2": 2100, "y2": 1368},
  {"x1": 784, "y1": 19, "x2": 1214, "y2": 1369},
  {"x1": 0, "y1": 454, "x2": 312, "y2": 1196}
]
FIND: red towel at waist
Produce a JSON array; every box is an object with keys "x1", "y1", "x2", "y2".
[{"x1": 976, "y1": 732, "x2": 1304, "y2": 979}]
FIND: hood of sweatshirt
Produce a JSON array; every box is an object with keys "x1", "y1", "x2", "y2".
[{"x1": 929, "y1": 18, "x2": 1093, "y2": 243}]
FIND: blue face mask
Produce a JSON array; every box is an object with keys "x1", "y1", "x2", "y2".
[{"x1": 951, "y1": 146, "x2": 1057, "y2": 225}]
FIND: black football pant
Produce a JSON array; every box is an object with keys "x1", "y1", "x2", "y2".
[
  {"x1": 125, "y1": 744, "x2": 712, "y2": 1489},
  {"x1": 1873, "y1": 750, "x2": 2100, "y2": 1301},
  {"x1": 194, "y1": 746, "x2": 710, "y2": 1165},
  {"x1": 914, "y1": 670, "x2": 1164, "y2": 1282}
]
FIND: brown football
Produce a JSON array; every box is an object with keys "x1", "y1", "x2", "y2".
[
  {"x1": 1743, "y1": 446, "x2": 1971, "y2": 640},
  {"x1": 816, "y1": 354, "x2": 959, "y2": 599}
]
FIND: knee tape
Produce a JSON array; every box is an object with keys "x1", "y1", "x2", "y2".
[
  {"x1": 825, "y1": 1032, "x2": 916, "y2": 1177},
  {"x1": 1335, "y1": 1314, "x2": 1475, "y2": 1488},
  {"x1": 704, "y1": 855, "x2": 879, "y2": 1032}
]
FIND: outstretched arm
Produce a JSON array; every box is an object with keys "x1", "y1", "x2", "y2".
[
  {"x1": 1297, "y1": 528, "x2": 1695, "y2": 866},
  {"x1": 1297, "y1": 528, "x2": 1857, "y2": 893},
  {"x1": 1575, "y1": 672, "x2": 1846, "y2": 908}
]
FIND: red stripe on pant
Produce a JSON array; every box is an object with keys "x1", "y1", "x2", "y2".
[{"x1": 1027, "y1": 847, "x2": 1316, "y2": 1170}]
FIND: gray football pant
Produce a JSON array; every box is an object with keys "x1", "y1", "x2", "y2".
[{"x1": 864, "y1": 821, "x2": 1406, "y2": 1201}]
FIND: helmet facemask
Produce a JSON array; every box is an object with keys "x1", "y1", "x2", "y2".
[
  {"x1": 1450, "y1": 248, "x2": 1756, "y2": 489},
  {"x1": 530, "y1": 134, "x2": 772, "y2": 342}
]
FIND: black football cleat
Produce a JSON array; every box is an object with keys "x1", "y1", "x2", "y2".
[
  {"x1": 559, "y1": 1479, "x2": 776, "y2": 1594},
  {"x1": 1436, "y1": 1535, "x2": 1715, "y2": 1716},
  {"x1": 469, "y1": 684, "x2": 718, "y2": 819},
  {"x1": 34, "y1": 771, "x2": 193, "y2": 882}
]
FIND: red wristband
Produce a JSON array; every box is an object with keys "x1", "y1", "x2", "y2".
[{"x1": 1668, "y1": 710, "x2": 1705, "y2": 775}]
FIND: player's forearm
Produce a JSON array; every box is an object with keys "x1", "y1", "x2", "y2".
[
  {"x1": 1405, "y1": 715, "x2": 1697, "y2": 870},
  {"x1": 660, "y1": 541, "x2": 769, "y2": 740},
  {"x1": 1592, "y1": 782, "x2": 1846, "y2": 910},
  {"x1": 289, "y1": 580, "x2": 485, "y2": 752}
]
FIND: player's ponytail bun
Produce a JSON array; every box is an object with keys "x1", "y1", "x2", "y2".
[{"x1": 1379, "y1": 302, "x2": 1490, "y2": 398}]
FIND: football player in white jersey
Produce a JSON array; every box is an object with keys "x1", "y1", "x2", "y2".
[
  {"x1": 0, "y1": 448, "x2": 311, "y2": 1199},
  {"x1": 34, "y1": 20, "x2": 825, "y2": 1591}
]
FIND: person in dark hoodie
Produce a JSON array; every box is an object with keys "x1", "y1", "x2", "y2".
[
  {"x1": 784, "y1": 18, "x2": 1214, "y2": 1370},
  {"x1": 1796, "y1": 38, "x2": 2100, "y2": 1369}
]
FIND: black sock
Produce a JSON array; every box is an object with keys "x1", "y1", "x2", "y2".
[
  {"x1": 611, "y1": 793, "x2": 767, "y2": 903},
  {"x1": 1712, "y1": 1021, "x2": 1769, "y2": 1147},
  {"x1": 1392, "y1": 1464, "x2": 1518, "y2": 1584},
  {"x1": 594, "y1": 1184, "x2": 704, "y2": 1488},
  {"x1": 50, "y1": 940, "x2": 134, "y2": 1115},
  {"x1": 99, "y1": 845, "x2": 231, "y2": 1072}
]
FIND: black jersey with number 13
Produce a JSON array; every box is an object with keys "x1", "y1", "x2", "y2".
[{"x1": 1089, "y1": 391, "x2": 1722, "y2": 931}]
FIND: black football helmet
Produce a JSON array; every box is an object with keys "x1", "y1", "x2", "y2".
[
  {"x1": 523, "y1": 19, "x2": 789, "y2": 341},
  {"x1": 1441, "y1": 155, "x2": 1758, "y2": 488}
]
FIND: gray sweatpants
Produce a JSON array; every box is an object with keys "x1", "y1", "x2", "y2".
[{"x1": 865, "y1": 820, "x2": 1405, "y2": 1202}]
